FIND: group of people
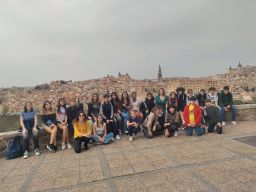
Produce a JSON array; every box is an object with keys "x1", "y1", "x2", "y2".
[{"x1": 19, "y1": 85, "x2": 237, "y2": 159}]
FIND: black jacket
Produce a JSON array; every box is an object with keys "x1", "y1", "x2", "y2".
[{"x1": 100, "y1": 102, "x2": 113, "y2": 120}]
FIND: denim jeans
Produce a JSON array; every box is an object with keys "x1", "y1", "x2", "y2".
[
  {"x1": 121, "y1": 111, "x2": 130, "y2": 133},
  {"x1": 22, "y1": 120, "x2": 39, "y2": 151},
  {"x1": 92, "y1": 133, "x2": 114, "y2": 144},
  {"x1": 221, "y1": 105, "x2": 236, "y2": 122},
  {"x1": 186, "y1": 126, "x2": 205, "y2": 136}
]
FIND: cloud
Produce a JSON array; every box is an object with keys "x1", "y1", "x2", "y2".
[{"x1": 0, "y1": 0, "x2": 255, "y2": 87}]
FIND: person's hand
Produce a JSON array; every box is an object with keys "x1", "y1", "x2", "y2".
[
  {"x1": 217, "y1": 122, "x2": 222, "y2": 127},
  {"x1": 190, "y1": 123, "x2": 195, "y2": 127},
  {"x1": 164, "y1": 123, "x2": 169, "y2": 127},
  {"x1": 226, "y1": 105, "x2": 230, "y2": 108},
  {"x1": 99, "y1": 137, "x2": 104, "y2": 142},
  {"x1": 224, "y1": 107, "x2": 228, "y2": 112},
  {"x1": 32, "y1": 127, "x2": 38, "y2": 134},
  {"x1": 109, "y1": 119, "x2": 113, "y2": 122},
  {"x1": 182, "y1": 120, "x2": 185, "y2": 125},
  {"x1": 22, "y1": 128, "x2": 28, "y2": 134},
  {"x1": 165, "y1": 130, "x2": 169, "y2": 137},
  {"x1": 146, "y1": 110, "x2": 149, "y2": 113}
]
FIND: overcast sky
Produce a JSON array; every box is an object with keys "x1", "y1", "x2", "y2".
[{"x1": 0, "y1": 0, "x2": 256, "y2": 87}]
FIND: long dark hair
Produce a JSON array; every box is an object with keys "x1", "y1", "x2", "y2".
[
  {"x1": 158, "y1": 88, "x2": 165, "y2": 96},
  {"x1": 111, "y1": 92, "x2": 120, "y2": 104},
  {"x1": 91, "y1": 93, "x2": 99, "y2": 104},
  {"x1": 42, "y1": 100, "x2": 54, "y2": 114},
  {"x1": 57, "y1": 98, "x2": 66, "y2": 114},
  {"x1": 120, "y1": 91, "x2": 130, "y2": 105},
  {"x1": 24, "y1": 102, "x2": 34, "y2": 113},
  {"x1": 73, "y1": 111, "x2": 87, "y2": 124}
]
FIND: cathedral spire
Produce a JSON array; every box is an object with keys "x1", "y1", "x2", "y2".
[{"x1": 158, "y1": 65, "x2": 163, "y2": 81}]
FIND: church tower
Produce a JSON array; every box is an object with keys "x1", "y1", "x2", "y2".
[{"x1": 158, "y1": 65, "x2": 163, "y2": 81}]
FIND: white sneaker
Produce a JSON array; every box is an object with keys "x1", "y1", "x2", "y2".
[
  {"x1": 61, "y1": 143, "x2": 66, "y2": 150},
  {"x1": 174, "y1": 131, "x2": 178, "y2": 137},
  {"x1": 222, "y1": 122, "x2": 226, "y2": 127},
  {"x1": 23, "y1": 151, "x2": 29, "y2": 159},
  {"x1": 34, "y1": 149, "x2": 40, "y2": 156},
  {"x1": 115, "y1": 135, "x2": 121, "y2": 140},
  {"x1": 231, "y1": 121, "x2": 237, "y2": 125},
  {"x1": 129, "y1": 136, "x2": 133, "y2": 142},
  {"x1": 125, "y1": 130, "x2": 128, "y2": 134},
  {"x1": 111, "y1": 138, "x2": 115, "y2": 141},
  {"x1": 67, "y1": 143, "x2": 72, "y2": 149}
]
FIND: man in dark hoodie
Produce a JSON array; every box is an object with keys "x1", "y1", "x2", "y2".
[
  {"x1": 219, "y1": 86, "x2": 237, "y2": 126},
  {"x1": 204, "y1": 99, "x2": 222, "y2": 134},
  {"x1": 100, "y1": 94, "x2": 120, "y2": 140}
]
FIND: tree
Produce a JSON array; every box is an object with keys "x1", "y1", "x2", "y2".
[{"x1": 2, "y1": 105, "x2": 9, "y2": 115}]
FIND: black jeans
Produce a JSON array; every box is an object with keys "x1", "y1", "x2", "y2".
[
  {"x1": 22, "y1": 120, "x2": 39, "y2": 151},
  {"x1": 74, "y1": 137, "x2": 90, "y2": 153},
  {"x1": 106, "y1": 121, "x2": 118, "y2": 137},
  {"x1": 208, "y1": 122, "x2": 222, "y2": 134},
  {"x1": 167, "y1": 123, "x2": 178, "y2": 136},
  {"x1": 128, "y1": 126, "x2": 140, "y2": 136}
]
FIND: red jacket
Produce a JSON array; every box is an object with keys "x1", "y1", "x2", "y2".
[{"x1": 183, "y1": 104, "x2": 202, "y2": 127}]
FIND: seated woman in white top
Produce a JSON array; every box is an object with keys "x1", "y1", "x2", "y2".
[{"x1": 92, "y1": 114, "x2": 114, "y2": 144}]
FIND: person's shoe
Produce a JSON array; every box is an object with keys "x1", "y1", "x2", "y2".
[
  {"x1": 222, "y1": 122, "x2": 226, "y2": 127},
  {"x1": 53, "y1": 146, "x2": 57, "y2": 152},
  {"x1": 34, "y1": 149, "x2": 40, "y2": 156},
  {"x1": 125, "y1": 130, "x2": 128, "y2": 134},
  {"x1": 231, "y1": 121, "x2": 237, "y2": 125},
  {"x1": 174, "y1": 131, "x2": 178, "y2": 137},
  {"x1": 84, "y1": 144, "x2": 89, "y2": 150},
  {"x1": 129, "y1": 136, "x2": 133, "y2": 142},
  {"x1": 111, "y1": 138, "x2": 115, "y2": 141},
  {"x1": 115, "y1": 135, "x2": 121, "y2": 140},
  {"x1": 23, "y1": 151, "x2": 29, "y2": 159},
  {"x1": 47, "y1": 144, "x2": 54, "y2": 152},
  {"x1": 67, "y1": 143, "x2": 72, "y2": 149},
  {"x1": 61, "y1": 143, "x2": 66, "y2": 150}
]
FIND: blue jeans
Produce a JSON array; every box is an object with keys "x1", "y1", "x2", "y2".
[
  {"x1": 186, "y1": 126, "x2": 205, "y2": 136},
  {"x1": 92, "y1": 133, "x2": 114, "y2": 144},
  {"x1": 121, "y1": 111, "x2": 130, "y2": 133},
  {"x1": 221, "y1": 105, "x2": 236, "y2": 122},
  {"x1": 22, "y1": 120, "x2": 39, "y2": 151}
]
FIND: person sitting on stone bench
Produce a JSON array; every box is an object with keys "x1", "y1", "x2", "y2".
[
  {"x1": 20, "y1": 101, "x2": 40, "y2": 159},
  {"x1": 183, "y1": 96, "x2": 205, "y2": 136},
  {"x1": 204, "y1": 99, "x2": 223, "y2": 134},
  {"x1": 219, "y1": 86, "x2": 237, "y2": 126},
  {"x1": 41, "y1": 101, "x2": 58, "y2": 152}
]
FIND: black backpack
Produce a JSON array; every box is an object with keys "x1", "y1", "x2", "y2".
[{"x1": 6, "y1": 136, "x2": 24, "y2": 160}]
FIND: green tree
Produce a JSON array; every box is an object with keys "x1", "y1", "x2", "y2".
[{"x1": 2, "y1": 105, "x2": 9, "y2": 115}]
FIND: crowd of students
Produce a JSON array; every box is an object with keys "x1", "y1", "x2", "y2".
[{"x1": 19, "y1": 85, "x2": 237, "y2": 159}]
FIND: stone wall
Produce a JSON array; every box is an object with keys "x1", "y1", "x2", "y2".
[{"x1": 0, "y1": 104, "x2": 256, "y2": 154}]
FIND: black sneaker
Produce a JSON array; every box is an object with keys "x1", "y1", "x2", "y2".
[
  {"x1": 47, "y1": 144, "x2": 54, "y2": 152},
  {"x1": 53, "y1": 146, "x2": 57, "y2": 152},
  {"x1": 84, "y1": 144, "x2": 89, "y2": 150}
]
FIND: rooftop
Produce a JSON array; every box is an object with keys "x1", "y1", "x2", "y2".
[{"x1": 1, "y1": 121, "x2": 256, "y2": 192}]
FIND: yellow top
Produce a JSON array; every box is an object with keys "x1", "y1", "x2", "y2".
[
  {"x1": 189, "y1": 104, "x2": 195, "y2": 125},
  {"x1": 74, "y1": 120, "x2": 92, "y2": 138}
]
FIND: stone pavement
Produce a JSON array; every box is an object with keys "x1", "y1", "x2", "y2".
[{"x1": 1, "y1": 121, "x2": 256, "y2": 192}]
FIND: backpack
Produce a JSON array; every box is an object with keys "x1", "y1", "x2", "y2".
[{"x1": 6, "y1": 136, "x2": 24, "y2": 160}]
